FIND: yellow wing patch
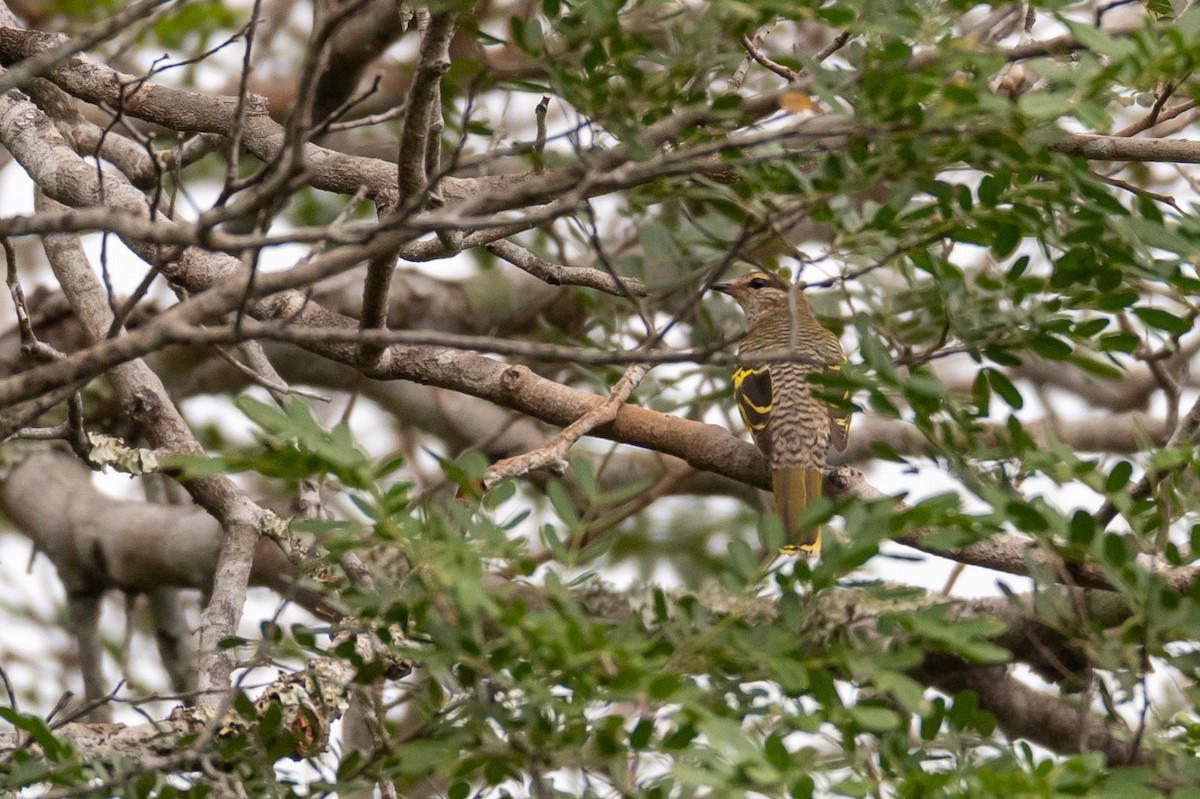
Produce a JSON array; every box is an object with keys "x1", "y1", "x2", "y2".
[{"x1": 732, "y1": 365, "x2": 773, "y2": 434}]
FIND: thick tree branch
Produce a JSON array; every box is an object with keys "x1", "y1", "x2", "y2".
[
  {"x1": 311, "y1": 0, "x2": 410, "y2": 123},
  {"x1": 923, "y1": 662, "x2": 1139, "y2": 766},
  {"x1": 0, "y1": 452, "x2": 329, "y2": 611},
  {"x1": 37, "y1": 196, "x2": 287, "y2": 707}
]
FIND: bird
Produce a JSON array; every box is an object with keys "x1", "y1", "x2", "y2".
[{"x1": 712, "y1": 271, "x2": 850, "y2": 558}]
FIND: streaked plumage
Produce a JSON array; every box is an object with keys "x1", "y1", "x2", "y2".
[{"x1": 713, "y1": 271, "x2": 850, "y2": 557}]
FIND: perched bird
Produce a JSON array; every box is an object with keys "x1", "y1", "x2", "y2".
[{"x1": 712, "y1": 271, "x2": 850, "y2": 557}]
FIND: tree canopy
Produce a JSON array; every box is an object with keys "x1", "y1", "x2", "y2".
[{"x1": 0, "y1": 0, "x2": 1199, "y2": 796}]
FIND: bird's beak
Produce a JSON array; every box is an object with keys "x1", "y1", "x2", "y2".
[{"x1": 711, "y1": 282, "x2": 733, "y2": 295}]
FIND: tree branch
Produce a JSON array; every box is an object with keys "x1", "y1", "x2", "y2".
[
  {"x1": 484, "y1": 239, "x2": 649, "y2": 297},
  {"x1": 396, "y1": 9, "x2": 455, "y2": 203},
  {"x1": 37, "y1": 195, "x2": 287, "y2": 707},
  {"x1": 483, "y1": 362, "x2": 651, "y2": 488}
]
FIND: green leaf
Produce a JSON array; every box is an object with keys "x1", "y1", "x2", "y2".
[
  {"x1": 727, "y1": 539, "x2": 757, "y2": 581},
  {"x1": 546, "y1": 479, "x2": 580, "y2": 528},
  {"x1": 847, "y1": 704, "x2": 901, "y2": 732},
  {"x1": 1105, "y1": 460, "x2": 1133, "y2": 492},
  {"x1": 648, "y1": 672, "x2": 682, "y2": 700},
  {"x1": 1128, "y1": 217, "x2": 1199, "y2": 257},
  {"x1": 0, "y1": 708, "x2": 69, "y2": 761},
  {"x1": 1068, "y1": 353, "x2": 1124, "y2": 380},
  {"x1": 986, "y1": 368, "x2": 1024, "y2": 410},
  {"x1": 1100, "y1": 332, "x2": 1139, "y2": 353},
  {"x1": 539, "y1": 523, "x2": 569, "y2": 562},
  {"x1": 1062, "y1": 19, "x2": 1138, "y2": 58},
  {"x1": 1103, "y1": 533, "x2": 1128, "y2": 568},
  {"x1": 1133, "y1": 306, "x2": 1192, "y2": 336},
  {"x1": 629, "y1": 719, "x2": 653, "y2": 750},
  {"x1": 1030, "y1": 333, "x2": 1072, "y2": 360},
  {"x1": 1018, "y1": 92, "x2": 1073, "y2": 120},
  {"x1": 764, "y1": 733, "x2": 790, "y2": 771},
  {"x1": 571, "y1": 456, "x2": 598, "y2": 501}
]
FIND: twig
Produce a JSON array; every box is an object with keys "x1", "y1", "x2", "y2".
[
  {"x1": 212, "y1": 342, "x2": 331, "y2": 404},
  {"x1": 1092, "y1": 172, "x2": 1181, "y2": 211},
  {"x1": 513, "y1": 458, "x2": 693, "y2": 573},
  {"x1": 741, "y1": 31, "x2": 799, "y2": 82},
  {"x1": 3, "y1": 235, "x2": 64, "y2": 363},
  {"x1": 222, "y1": 0, "x2": 263, "y2": 196},
  {"x1": 12, "y1": 422, "x2": 73, "y2": 440},
  {"x1": 939, "y1": 562, "x2": 966, "y2": 596},
  {"x1": 0, "y1": 0, "x2": 174, "y2": 96},
  {"x1": 44, "y1": 691, "x2": 73, "y2": 725},
  {"x1": 1115, "y1": 99, "x2": 1198, "y2": 138},
  {"x1": 828, "y1": 466, "x2": 1200, "y2": 595},
  {"x1": 0, "y1": 663, "x2": 17, "y2": 711},
  {"x1": 358, "y1": 241, "x2": 398, "y2": 361},
  {"x1": 66, "y1": 391, "x2": 89, "y2": 457},
  {"x1": 732, "y1": 27, "x2": 847, "y2": 91},
  {"x1": 485, "y1": 239, "x2": 649, "y2": 297},
  {"x1": 1095, "y1": 0, "x2": 1141, "y2": 26},
  {"x1": 813, "y1": 31, "x2": 852, "y2": 64},
  {"x1": 1094, "y1": 389, "x2": 1200, "y2": 530},
  {"x1": 730, "y1": 24, "x2": 776, "y2": 90},
  {"x1": 532, "y1": 94, "x2": 550, "y2": 171},
  {"x1": 364, "y1": 10, "x2": 455, "y2": 362},
  {"x1": 483, "y1": 363, "x2": 651, "y2": 489},
  {"x1": 309, "y1": 75, "x2": 385, "y2": 137},
  {"x1": 3, "y1": 232, "x2": 89, "y2": 453},
  {"x1": 326, "y1": 97, "x2": 407, "y2": 132}
]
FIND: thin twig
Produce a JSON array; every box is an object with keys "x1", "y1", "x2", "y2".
[
  {"x1": 532, "y1": 94, "x2": 550, "y2": 171},
  {"x1": 3, "y1": 235, "x2": 64, "y2": 363},
  {"x1": 0, "y1": 663, "x2": 17, "y2": 711},
  {"x1": 212, "y1": 342, "x2": 331, "y2": 403},
  {"x1": 485, "y1": 239, "x2": 649, "y2": 297},
  {"x1": 326, "y1": 96, "x2": 407, "y2": 132},
  {"x1": 0, "y1": 0, "x2": 174, "y2": 95},
  {"x1": 1115, "y1": 99, "x2": 1198, "y2": 138},
  {"x1": 1092, "y1": 172, "x2": 1181, "y2": 211},
  {"x1": 515, "y1": 458, "x2": 693, "y2": 573},
  {"x1": 1094, "y1": 390, "x2": 1200, "y2": 530},
  {"x1": 1095, "y1": 0, "x2": 1141, "y2": 26},
  {"x1": 12, "y1": 422, "x2": 72, "y2": 440},
  {"x1": 730, "y1": 24, "x2": 776, "y2": 89},
  {"x1": 482, "y1": 363, "x2": 652, "y2": 489},
  {"x1": 741, "y1": 32, "x2": 799, "y2": 82},
  {"x1": 813, "y1": 31, "x2": 852, "y2": 64}
]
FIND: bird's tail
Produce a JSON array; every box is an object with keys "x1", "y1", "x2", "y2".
[{"x1": 772, "y1": 466, "x2": 823, "y2": 558}]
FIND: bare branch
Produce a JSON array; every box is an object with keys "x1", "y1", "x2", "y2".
[
  {"x1": 37, "y1": 195, "x2": 278, "y2": 708},
  {"x1": 740, "y1": 30, "x2": 799, "y2": 83},
  {"x1": 484, "y1": 363, "x2": 651, "y2": 489},
  {"x1": 485, "y1": 239, "x2": 649, "y2": 297},
  {"x1": 1049, "y1": 132, "x2": 1200, "y2": 164},
  {"x1": 0, "y1": 0, "x2": 173, "y2": 95},
  {"x1": 396, "y1": 9, "x2": 455, "y2": 204}
]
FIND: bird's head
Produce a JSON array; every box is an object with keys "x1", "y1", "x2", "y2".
[{"x1": 711, "y1": 271, "x2": 794, "y2": 323}]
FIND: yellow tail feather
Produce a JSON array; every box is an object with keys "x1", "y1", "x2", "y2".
[{"x1": 772, "y1": 466, "x2": 824, "y2": 558}]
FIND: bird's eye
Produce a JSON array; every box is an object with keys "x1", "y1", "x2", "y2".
[{"x1": 748, "y1": 277, "x2": 769, "y2": 289}]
